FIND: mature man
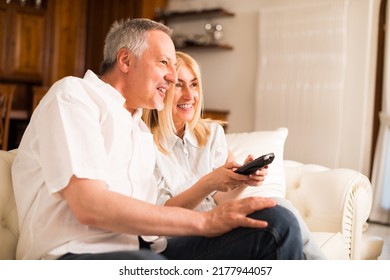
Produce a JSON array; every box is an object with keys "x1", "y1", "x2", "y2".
[{"x1": 12, "y1": 18, "x2": 303, "y2": 260}]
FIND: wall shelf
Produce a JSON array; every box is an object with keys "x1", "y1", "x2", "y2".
[
  {"x1": 176, "y1": 42, "x2": 233, "y2": 51},
  {"x1": 157, "y1": 7, "x2": 235, "y2": 51},
  {"x1": 156, "y1": 8, "x2": 235, "y2": 24}
]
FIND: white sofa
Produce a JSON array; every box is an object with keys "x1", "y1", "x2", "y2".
[
  {"x1": 226, "y1": 128, "x2": 384, "y2": 260},
  {"x1": 0, "y1": 128, "x2": 384, "y2": 259}
]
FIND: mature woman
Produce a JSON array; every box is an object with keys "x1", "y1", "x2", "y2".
[
  {"x1": 143, "y1": 52, "x2": 264, "y2": 212},
  {"x1": 143, "y1": 52, "x2": 324, "y2": 259}
]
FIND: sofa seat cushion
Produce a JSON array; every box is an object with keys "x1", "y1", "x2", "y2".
[
  {"x1": 311, "y1": 232, "x2": 349, "y2": 260},
  {"x1": 360, "y1": 233, "x2": 384, "y2": 260}
]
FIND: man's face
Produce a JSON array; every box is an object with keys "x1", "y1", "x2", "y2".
[{"x1": 124, "y1": 30, "x2": 177, "y2": 112}]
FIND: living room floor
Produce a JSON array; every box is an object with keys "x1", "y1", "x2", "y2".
[{"x1": 366, "y1": 222, "x2": 390, "y2": 260}]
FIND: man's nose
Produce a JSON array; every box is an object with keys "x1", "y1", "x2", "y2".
[{"x1": 165, "y1": 65, "x2": 177, "y2": 84}]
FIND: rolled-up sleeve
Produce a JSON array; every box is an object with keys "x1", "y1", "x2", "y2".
[{"x1": 154, "y1": 165, "x2": 172, "y2": 206}]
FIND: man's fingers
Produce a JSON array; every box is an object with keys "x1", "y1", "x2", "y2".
[{"x1": 241, "y1": 216, "x2": 268, "y2": 228}]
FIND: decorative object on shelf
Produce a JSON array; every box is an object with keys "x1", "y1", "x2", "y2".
[
  {"x1": 156, "y1": 7, "x2": 235, "y2": 51},
  {"x1": 35, "y1": 0, "x2": 42, "y2": 9},
  {"x1": 205, "y1": 22, "x2": 223, "y2": 43},
  {"x1": 172, "y1": 32, "x2": 232, "y2": 50},
  {"x1": 5, "y1": 0, "x2": 43, "y2": 9}
]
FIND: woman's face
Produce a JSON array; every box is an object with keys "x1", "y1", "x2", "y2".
[{"x1": 172, "y1": 64, "x2": 200, "y2": 132}]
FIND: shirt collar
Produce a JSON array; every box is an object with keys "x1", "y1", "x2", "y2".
[
  {"x1": 83, "y1": 70, "x2": 147, "y2": 130},
  {"x1": 83, "y1": 70, "x2": 126, "y2": 106},
  {"x1": 183, "y1": 127, "x2": 199, "y2": 147},
  {"x1": 132, "y1": 108, "x2": 143, "y2": 122},
  {"x1": 165, "y1": 125, "x2": 200, "y2": 152}
]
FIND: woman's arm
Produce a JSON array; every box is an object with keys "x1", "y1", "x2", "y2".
[
  {"x1": 163, "y1": 161, "x2": 248, "y2": 209},
  {"x1": 164, "y1": 161, "x2": 268, "y2": 209}
]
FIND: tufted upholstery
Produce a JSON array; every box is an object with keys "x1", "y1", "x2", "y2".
[
  {"x1": 0, "y1": 150, "x2": 18, "y2": 259},
  {"x1": 0, "y1": 149, "x2": 383, "y2": 259},
  {"x1": 226, "y1": 129, "x2": 383, "y2": 260},
  {"x1": 284, "y1": 160, "x2": 382, "y2": 259}
]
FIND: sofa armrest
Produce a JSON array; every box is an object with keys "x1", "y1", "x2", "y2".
[
  {"x1": 0, "y1": 149, "x2": 19, "y2": 260},
  {"x1": 285, "y1": 164, "x2": 372, "y2": 259}
]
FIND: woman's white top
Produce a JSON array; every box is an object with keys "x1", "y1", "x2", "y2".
[{"x1": 154, "y1": 122, "x2": 228, "y2": 212}]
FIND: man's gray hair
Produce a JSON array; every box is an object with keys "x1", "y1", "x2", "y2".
[{"x1": 100, "y1": 18, "x2": 172, "y2": 75}]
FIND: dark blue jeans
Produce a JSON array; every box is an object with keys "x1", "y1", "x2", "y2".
[
  {"x1": 59, "y1": 250, "x2": 166, "y2": 260},
  {"x1": 59, "y1": 205, "x2": 303, "y2": 260},
  {"x1": 162, "y1": 205, "x2": 303, "y2": 260}
]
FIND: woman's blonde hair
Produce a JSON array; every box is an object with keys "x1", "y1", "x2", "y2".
[{"x1": 143, "y1": 51, "x2": 224, "y2": 154}]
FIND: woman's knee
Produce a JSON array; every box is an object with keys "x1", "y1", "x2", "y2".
[{"x1": 249, "y1": 205, "x2": 301, "y2": 237}]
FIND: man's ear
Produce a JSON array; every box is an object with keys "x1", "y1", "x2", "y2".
[{"x1": 117, "y1": 48, "x2": 132, "y2": 73}]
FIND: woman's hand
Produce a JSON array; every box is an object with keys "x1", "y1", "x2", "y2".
[
  {"x1": 240, "y1": 154, "x2": 268, "y2": 187},
  {"x1": 163, "y1": 154, "x2": 269, "y2": 210},
  {"x1": 201, "y1": 157, "x2": 268, "y2": 193}
]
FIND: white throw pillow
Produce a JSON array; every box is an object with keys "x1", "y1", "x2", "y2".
[{"x1": 225, "y1": 127, "x2": 288, "y2": 198}]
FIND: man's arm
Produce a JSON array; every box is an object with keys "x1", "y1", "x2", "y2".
[{"x1": 62, "y1": 175, "x2": 276, "y2": 237}]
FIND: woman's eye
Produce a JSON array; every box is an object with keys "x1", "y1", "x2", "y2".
[{"x1": 175, "y1": 83, "x2": 182, "y2": 88}]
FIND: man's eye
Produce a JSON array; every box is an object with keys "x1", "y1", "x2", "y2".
[{"x1": 161, "y1": 60, "x2": 168, "y2": 65}]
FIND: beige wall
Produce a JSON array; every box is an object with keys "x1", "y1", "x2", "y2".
[{"x1": 167, "y1": 0, "x2": 381, "y2": 175}]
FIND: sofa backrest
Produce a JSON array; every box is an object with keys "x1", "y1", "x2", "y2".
[{"x1": 0, "y1": 150, "x2": 18, "y2": 259}]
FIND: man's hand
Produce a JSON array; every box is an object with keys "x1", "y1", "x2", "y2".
[{"x1": 200, "y1": 196, "x2": 277, "y2": 237}]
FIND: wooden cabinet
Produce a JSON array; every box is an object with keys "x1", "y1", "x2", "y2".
[
  {"x1": 0, "y1": 1, "x2": 47, "y2": 82},
  {"x1": 85, "y1": 0, "x2": 140, "y2": 75},
  {"x1": 0, "y1": 0, "x2": 168, "y2": 84},
  {"x1": 140, "y1": 0, "x2": 167, "y2": 20},
  {"x1": 2, "y1": 0, "x2": 161, "y2": 149},
  {"x1": 45, "y1": 0, "x2": 87, "y2": 85},
  {"x1": 85, "y1": 0, "x2": 168, "y2": 74},
  {"x1": 0, "y1": 4, "x2": 7, "y2": 77},
  {"x1": 203, "y1": 109, "x2": 229, "y2": 131}
]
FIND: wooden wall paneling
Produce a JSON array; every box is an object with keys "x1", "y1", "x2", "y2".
[
  {"x1": 140, "y1": 0, "x2": 168, "y2": 19},
  {"x1": 0, "y1": 83, "x2": 16, "y2": 150},
  {"x1": 0, "y1": 3, "x2": 7, "y2": 77},
  {"x1": 8, "y1": 5, "x2": 46, "y2": 81},
  {"x1": 32, "y1": 85, "x2": 49, "y2": 111},
  {"x1": 85, "y1": 0, "x2": 139, "y2": 74},
  {"x1": 370, "y1": 0, "x2": 387, "y2": 175},
  {"x1": 46, "y1": 0, "x2": 88, "y2": 85},
  {"x1": 7, "y1": 83, "x2": 31, "y2": 150}
]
